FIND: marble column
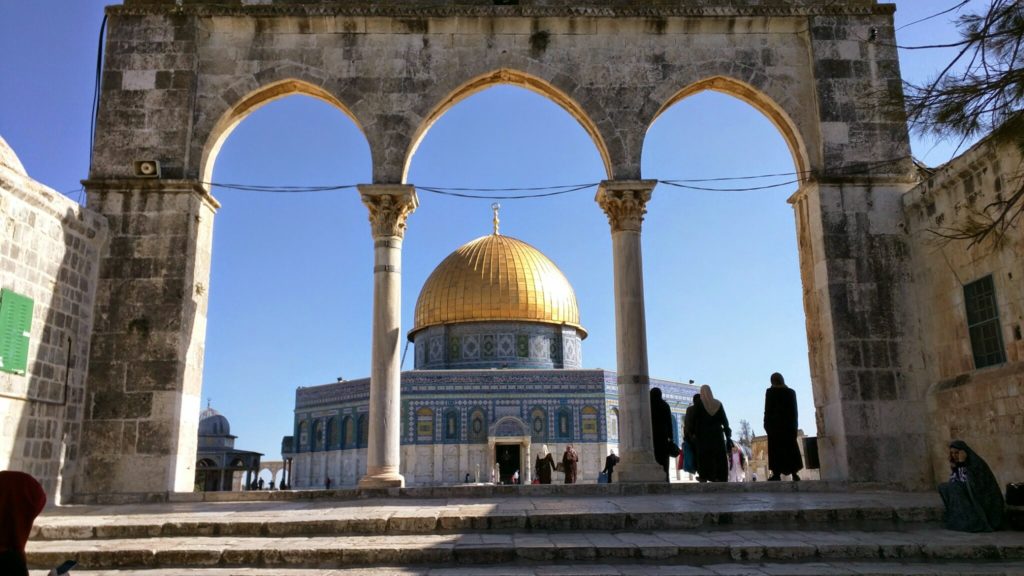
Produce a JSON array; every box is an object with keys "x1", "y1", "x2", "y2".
[
  {"x1": 357, "y1": 185, "x2": 418, "y2": 488},
  {"x1": 595, "y1": 180, "x2": 664, "y2": 483}
]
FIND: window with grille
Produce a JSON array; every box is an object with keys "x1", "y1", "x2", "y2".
[{"x1": 963, "y1": 275, "x2": 1006, "y2": 369}]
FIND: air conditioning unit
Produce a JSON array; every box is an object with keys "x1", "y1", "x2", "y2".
[{"x1": 134, "y1": 160, "x2": 161, "y2": 178}]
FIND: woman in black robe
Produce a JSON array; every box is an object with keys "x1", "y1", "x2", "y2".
[
  {"x1": 535, "y1": 445, "x2": 555, "y2": 484},
  {"x1": 939, "y1": 440, "x2": 1005, "y2": 532},
  {"x1": 694, "y1": 385, "x2": 731, "y2": 482},
  {"x1": 682, "y1": 394, "x2": 701, "y2": 475},
  {"x1": 763, "y1": 372, "x2": 803, "y2": 480},
  {"x1": 650, "y1": 387, "x2": 674, "y2": 482}
]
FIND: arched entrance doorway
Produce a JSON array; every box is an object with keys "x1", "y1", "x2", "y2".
[{"x1": 488, "y1": 416, "x2": 531, "y2": 485}]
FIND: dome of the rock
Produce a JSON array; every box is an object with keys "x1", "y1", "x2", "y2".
[{"x1": 411, "y1": 233, "x2": 585, "y2": 339}]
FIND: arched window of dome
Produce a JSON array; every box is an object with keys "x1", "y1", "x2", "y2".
[
  {"x1": 557, "y1": 408, "x2": 572, "y2": 440},
  {"x1": 416, "y1": 407, "x2": 434, "y2": 442},
  {"x1": 298, "y1": 420, "x2": 309, "y2": 452},
  {"x1": 312, "y1": 420, "x2": 324, "y2": 452},
  {"x1": 326, "y1": 417, "x2": 338, "y2": 450},
  {"x1": 341, "y1": 416, "x2": 353, "y2": 450},
  {"x1": 357, "y1": 414, "x2": 369, "y2": 448},
  {"x1": 469, "y1": 408, "x2": 487, "y2": 443},
  {"x1": 581, "y1": 406, "x2": 599, "y2": 438},
  {"x1": 608, "y1": 408, "x2": 619, "y2": 441},
  {"x1": 530, "y1": 407, "x2": 547, "y2": 440},
  {"x1": 444, "y1": 409, "x2": 460, "y2": 441}
]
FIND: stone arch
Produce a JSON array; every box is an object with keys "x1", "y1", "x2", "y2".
[
  {"x1": 646, "y1": 76, "x2": 813, "y2": 180},
  {"x1": 468, "y1": 407, "x2": 488, "y2": 443},
  {"x1": 326, "y1": 417, "x2": 338, "y2": 451},
  {"x1": 444, "y1": 408, "x2": 460, "y2": 442},
  {"x1": 341, "y1": 415, "x2": 354, "y2": 449},
  {"x1": 530, "y1": 406, "x2": 547, "y2": 440},
  {"x1": 297, "y1": 420, "x2": 309, "y2": 452},
  {"x1": 198, "y1": 78, "x2": 370, "y2": 185},
  {"x1": 402, "y1": 68, "x2": 614, "y2": 183},
  {"x1": 581, "y1": 405, "x2": 599, "y2": 438},
  {"x1": 312, "y1": 419, "x2": 324, "y2": 452},
  {"x1": 556, "y1": 407, "x2": 573, "y2": 440},
  {"x1": 356, "y1": 414, "x2": 369, "y2": 448},
  {"x1": 416, "y1": 407, "x2": 435, "y2": 442},
  {"x1": 489, "y1": 415, "x2": 530, "y2": 439}
]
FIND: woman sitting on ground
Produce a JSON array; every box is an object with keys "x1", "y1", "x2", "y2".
[{"x1": 938, "y1": 440, "x2": 1005, "y2": 532}]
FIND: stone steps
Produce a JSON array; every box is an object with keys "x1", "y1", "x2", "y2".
[
  {"x1": 30, "y1": 488, "x2": 1023, "y2": 575},
  {"x1": 33, "y1": 491, "x2": 944, "y2": 540},
  {"x1": 25, "y1": 529, "x2": 1024, "y2": 571},
  {"x1": 26, "y1": 562, "x2": 1024, "y2": 576}
]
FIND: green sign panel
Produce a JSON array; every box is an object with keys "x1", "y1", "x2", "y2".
[{"x1": 0, "y1": 289, "x2": 34, "y2": 375}]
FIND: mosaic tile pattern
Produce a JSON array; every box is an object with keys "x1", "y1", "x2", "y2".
[
  {"x1": 412, "y1": 321, "x2": 583, "y2": 370},
  {"x1": 294, "y1": 370, "x2": 698, "y2": 448}
]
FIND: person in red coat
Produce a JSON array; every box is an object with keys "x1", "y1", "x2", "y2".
[{"x1": 0, "y1": 470, "x2": 47, "y2": 576}]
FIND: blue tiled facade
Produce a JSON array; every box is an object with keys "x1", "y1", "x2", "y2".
[
  {"x1": 413, "y1": 322, "x2": 583, "y2": 370},
  {"x1": 290, "y1": 367, "x2": 698, "y2": 487}
]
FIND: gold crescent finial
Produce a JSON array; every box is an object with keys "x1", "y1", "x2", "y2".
[{"x1": 491, "y1": 202, "x2": 501, "y2": 235}]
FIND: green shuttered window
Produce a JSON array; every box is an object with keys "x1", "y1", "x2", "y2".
[{"x1": 0, "y1": 289, "x2": 34, "y2": 375}]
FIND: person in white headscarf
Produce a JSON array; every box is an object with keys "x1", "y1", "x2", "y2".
[
  {"x1": 694, "y1": 384, "x2": 732, "y2": 482},
  {"x1": 535, "y1": 444, "x2": 556, "y2": 484}
]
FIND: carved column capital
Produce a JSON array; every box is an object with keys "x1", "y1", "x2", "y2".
[
  {"x1": 595, "y1": 180, "x2": 656, "y2": 233},
  {"x1": 358, "y1": 184, "x2": 419, "y2": 239}
]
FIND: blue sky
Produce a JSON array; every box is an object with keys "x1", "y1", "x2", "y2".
[{"x1": 0, "y1": 1, "x2": 982, "y2": 461}]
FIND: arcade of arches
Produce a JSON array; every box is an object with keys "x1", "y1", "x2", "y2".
[{"x1": 1, "y1": 0, "x2": 1021, "y2": 501}]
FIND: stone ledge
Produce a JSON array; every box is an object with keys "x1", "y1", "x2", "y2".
[
  {"x1": 69, "y1": 480, "x2": 908, "y2": 505},
  {"x1": 24, "y1": 562, "x2": 1024, "y2": 576},
  {"x1": 26, "y1": 529, "x2": 1024, "y2": 570},
  {"x1": 110, "y1": 2, "x2": 894, "y2": 19}
]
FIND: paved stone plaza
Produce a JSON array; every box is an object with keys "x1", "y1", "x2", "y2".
[{"x1": 24, "y1": 485, "x2": 1024, "y2": 575}]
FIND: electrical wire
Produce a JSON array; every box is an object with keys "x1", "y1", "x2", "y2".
[
  {"x1": 198, "y1": 158, "x2": 911, "y2": 200},
  {"x1": 658, "y1": 179, "x2": 800, "y2": 192},
  {"x1": 896, "y1": 1, "x2": 971, "y2": 32},
  {"x1": 89, "y1": 14, "x2": 108, "y2": 172}
]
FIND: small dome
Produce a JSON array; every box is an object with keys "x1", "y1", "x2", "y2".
[
  {"x1": 410, "y1": 233, "x2": 585, "y2": 339},
  {"x1": 0, "y1": 135, "x2": 28, "y2": 177},
  {"x1": 199, "y1": 411, "x2": 231, "y2": 436}
]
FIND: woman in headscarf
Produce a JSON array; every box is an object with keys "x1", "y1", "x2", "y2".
[
  {"x1": 694, "y1": 384, "x2": 731, "y2": 482},
  {"x1": 535, "y1": 444, "x2": 555, "y2": 485},
  {"x1": 562, "y1": 445, "x2": 579, "y2": 484},
  {"x1": 938, "y1": 440, "x2": 1005, "y2": 532},
  {"x1": 727, "y1": 441, "x2": 747, "y2": 483},
  {"x1": 0, "y1": 470, "x2": 47, "y2": 576},
  {"x1": 763, "y1": 372, "x2": 803, "y2": 481}
]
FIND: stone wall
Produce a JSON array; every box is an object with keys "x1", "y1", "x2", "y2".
[
  {"x1": 0, "y1": 136, "x2": 107, "y2": 503},
  {"x1": 77, "y1": 181, "x2": 217, "y2": 498},
  {"x1": 903, "y1": 134, "x2": 1024, "y2": 486}
]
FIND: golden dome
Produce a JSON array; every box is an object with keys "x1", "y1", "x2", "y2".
[{"x1": 411, "y1": 233, "x2": 586, "y2": 339}]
